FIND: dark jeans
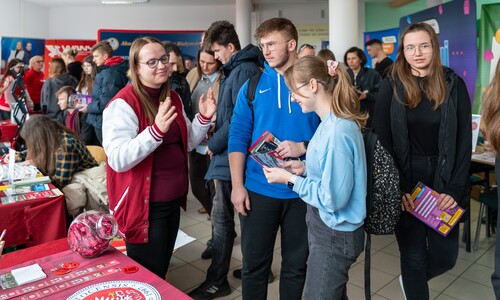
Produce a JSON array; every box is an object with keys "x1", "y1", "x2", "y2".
[
  {"x1": 304, "y1": 206, "x2": 364, "y2": 300},
  {"x1": 206, "y1": 180, "x2": 236, "y2": 284},
  {"x1": 396, "y1": 155, "x2": 459, "y2": 300},
  {"x1": 492, "y1": 156, "x2": 500, "y2": 299},
  {"x1": 189, "y1": 151, "x2": 215, "y2": 215},
  {"x1": 126, "y1": 199, "x2": 180, "y2": 279},
  {"x1": 240, "y1": 191, "x2": 308, "y2": 300}
]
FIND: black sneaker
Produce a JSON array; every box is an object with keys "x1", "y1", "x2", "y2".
[
  {"x1": 232, "y1": 269, "x2": 274, "y2": 283},
  {"x1": 201, "y1": 244, "x2": 213, "y2": 260},
  {"x1": 188, "y1": 281, "x2": 231, "y2": 300}
]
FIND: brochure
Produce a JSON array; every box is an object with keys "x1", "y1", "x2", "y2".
[
  {"x1": 410, "y1": 182, "x2": 465, "y2": 237},
  {"x1": 68, "y1": 93, "x2": 92, "y2": 110},
  {"x1": 248, "y1": 130, "x2": 287, "y2": 168}
]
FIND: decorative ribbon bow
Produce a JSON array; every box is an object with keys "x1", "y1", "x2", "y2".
[{"x1": 327, "y1": 60, "x2": 339, "y2": 77}]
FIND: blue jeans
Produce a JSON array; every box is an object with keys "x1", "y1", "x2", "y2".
[
  {"x1": 240, "y1": 191, "x2": 308, "y2": 300},
  {"x1": 304, "y1": 205, "x2": 364, "y2": 300},
  {"x1": 205, "y1": 180, "x2": 236, "y2": 284}
]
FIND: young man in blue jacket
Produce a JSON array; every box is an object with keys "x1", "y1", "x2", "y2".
[
  {"x1": 81, "y1": 41, "x2": 128, "y2": 145},
  {"x1": 228, "y1": 18, "x2": 320, "y2": 299},
  {"x1": 188, "y1": 20, "x2": 264, "y2": 300}
]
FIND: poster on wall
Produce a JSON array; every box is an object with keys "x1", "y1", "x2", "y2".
[
  {"x1": 363, "y1": 28, "x2": 399, "y2": 70},
  {"x1": 97, "y1": 30, "x2": 203, "y2": 64},
  {"x1": 399, "y1": 0, "x2": 477, "y2": 102},
  {"x1": 472, "y1": 3, "x2": 500, "y2": 114},
  {"x1": 0, "y1": 37, "x2": 45, "y2": 75},
  {"x1": 43, "y1": 40, "x2": 96, "y2": 78},
  {"x1": 296, "y1": 24, "x2": 329, "y2": 54}
]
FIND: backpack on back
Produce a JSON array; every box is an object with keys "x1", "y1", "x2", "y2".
[{"x1": 363, "y1": 128, "x2": 402, "y2": 300}]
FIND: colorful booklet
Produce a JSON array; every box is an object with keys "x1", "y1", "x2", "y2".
[
  {"x1": 248, "y1": 130, "x2": 287, "y2": 168},
  {"x1": 68, "y1": 93, "x2": 92, "y2": 110},
  {"x1": 410, "y1": 182, "x2": 465, "y2": 237}
]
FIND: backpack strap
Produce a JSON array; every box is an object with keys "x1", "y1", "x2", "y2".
[
  {"x1": 363, "y1": 128, "x2": 378, "y2": 300},
  {"x1": 246, "y1": 72, "x2": 263, "y2": 121}
]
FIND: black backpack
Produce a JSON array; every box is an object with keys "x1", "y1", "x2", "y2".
[{"x1": 363, "y1": 128, "x2": 402, "y2": 300}]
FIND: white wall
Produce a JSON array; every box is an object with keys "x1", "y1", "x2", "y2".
[
  {"x1": 0, "y1": 0, "x2": 49, "y2": 38},
  {"x1": 48, "y1": 4, "x2": 237, "y2": 40}
]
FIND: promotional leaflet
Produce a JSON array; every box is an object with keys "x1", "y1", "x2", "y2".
[
  {"x1": 410, "y1": 182, "x2": 465, "y2": 237},
  {"x1": 248, "y1": 130, "x2": 286, "y2": 168},
  {"x1": 68, "y1": 94, "x2": 92, "y2": 110}
]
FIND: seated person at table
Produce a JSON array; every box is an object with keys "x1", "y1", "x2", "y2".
[
  {"x1": 17, "y1": 115, "x2": 98, "y2": 189},
  {"x1": 55, "y1": 86, "x2": 94, "y2": 145}
]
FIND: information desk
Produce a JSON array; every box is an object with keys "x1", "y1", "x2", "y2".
[
  {"x1": 0, "y1": 242, "x2": 190, "y2": 299},
  {"x1": 0, "y1": 194, "x2": 66, "y2": 248}
]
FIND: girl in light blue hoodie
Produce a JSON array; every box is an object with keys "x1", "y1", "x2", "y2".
[{"x1": 264, "y1": 56, "x2": 368, "y2": 299}]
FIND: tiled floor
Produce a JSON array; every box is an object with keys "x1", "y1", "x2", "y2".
[{"x1": 167, "y1": 191, "x2": 497, "y2": 300}]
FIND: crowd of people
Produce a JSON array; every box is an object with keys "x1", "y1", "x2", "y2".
[{"x1": 1, "y1": 16, "x2": 499, "y2": 300}]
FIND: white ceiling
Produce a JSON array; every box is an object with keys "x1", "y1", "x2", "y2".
[{"x1": 25, "y1": 0, "x2": 392, "y2": 7}]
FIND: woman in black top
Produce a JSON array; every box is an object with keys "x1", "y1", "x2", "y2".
[{"x1": 373, "y1": 23, "x2": 471, "y2": 300}]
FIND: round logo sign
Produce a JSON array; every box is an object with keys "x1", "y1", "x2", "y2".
[{"x1": 67, "y1": 280, "x2": 161, "y2": 300}]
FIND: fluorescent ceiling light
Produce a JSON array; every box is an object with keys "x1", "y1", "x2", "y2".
[{"x1": 101, "y1": 0, "x2": 149, "y2": 4}]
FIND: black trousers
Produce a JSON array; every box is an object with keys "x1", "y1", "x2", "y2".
[
  {"x1": 125, "y1": 199, "x2": 180, "y2": 279},
  {"x1": 396, "y1": 155, "x2": 459, "y2": 300},
  {"x1": 189, "y1": 150, "x2": 215, "y2": 215}
]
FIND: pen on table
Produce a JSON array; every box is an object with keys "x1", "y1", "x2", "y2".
[{"x1": 0, "y1": 229, "x2": 6, "y2": 242}]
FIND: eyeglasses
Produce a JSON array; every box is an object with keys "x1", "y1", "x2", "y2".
[
  {"x1": 138, "y1": 54, "x2": 170, "y2": 68},
  {"x1": 36, "y1": 61, "x2": 44, "y2": 64},
  {"x1": 403, "y1": 43, "x2": 432, "y2": 55},
  {"x1": 258, "y1": 40, "x2": 290, "y2": 52},
  {"x1": 288, "y1": 82, "x2": 308, "y2": 98}
]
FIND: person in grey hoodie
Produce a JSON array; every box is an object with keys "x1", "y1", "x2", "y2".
[{"x1": 41, "y1": 57, "x2": 78, "y2": 120}]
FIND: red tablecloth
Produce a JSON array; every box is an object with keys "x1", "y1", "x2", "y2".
[
  {"x1": 0, "y1": 195, "x2": 66, "y2": 247},
  {"x1": 0, "y1": 244, "x2": 190, "y2": 299}
]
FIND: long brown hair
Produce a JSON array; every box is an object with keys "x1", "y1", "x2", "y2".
[
  {"x1": 392, "y1": 23, "x2": 446, "y2": 109},
  {"x1": 284, "y1": 56, "x2": 367, "y2": 128},
  {"x1": 129, "y1": 37, "x2": 170, "y2": 122},
  {"x1": 48, "y1": 58, "x2": 66, "y2": 78},
  {"x1": 20, "y1": 115, "x2": 79, "y2": 175},
  {"x1": 77, "y1": 55, "x2": 96, "y2": 95},
  {"x1": 482, "y1": 61, "x2": 500, "y2": 154},
  {"x1": 1, "y1": 59, "x2": 22, "y2": 86}
]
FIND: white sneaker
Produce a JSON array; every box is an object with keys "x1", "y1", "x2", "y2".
[{"x1": 399, "y1": 275, "x2": 407, "y2": 300}]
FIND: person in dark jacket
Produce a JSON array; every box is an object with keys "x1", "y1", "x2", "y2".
[
  {"x1": 80, "y1": 41, "x2": 129, "y2": 145},
  {"x1": 41, "y1": 58, "x2": 78, "y2": 120},
  {"x1": 188, "y1": 20, "x2": 264, "y2": 300},
  {"x1": 55, "y1": 86, "x2": 94, "y2": 145},
  {"x1": 61, "y1": 48, "x2": 83, "y2": 82},
  {"x1": 163, "y1": 42, "x2": 194, "y2": 120},
  {"x1": 373, "y1": 23, "x2": 471, "y2": 300},
  {"x1": 344, "y1": 46, "x2": 381, "y2": 127}
]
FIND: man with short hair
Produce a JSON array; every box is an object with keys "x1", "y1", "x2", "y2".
[
  {"x1": 188, "y1": 20, "x2": 264, "y2": 300},
  {"x1": 83, "y1": 41, "x2": 128, "y2": 144},
  {"x1": 163, "y1": 42, "x2": 193, "y2": 120},
  {"x1": 229, "y1": 18, "x2": 320, "y2": 299},
  {"x1": 24, "y1": 55, "x2": 44, "y2": 111},
  {"x1": 365, "y1": 39, "x2": 393, "y2": 78}
]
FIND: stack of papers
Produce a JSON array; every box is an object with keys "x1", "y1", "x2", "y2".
[{"x1": 11, "y1": 263, "x2": 46, "y2": 285}]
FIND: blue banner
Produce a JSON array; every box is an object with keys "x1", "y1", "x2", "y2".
[{"x1": 363, "y1": 28, "x2": 399, "y2": 70}]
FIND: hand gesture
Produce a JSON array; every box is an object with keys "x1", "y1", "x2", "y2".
[
  {"x1": 78, "y1": 104, "x2": 88, "y2": 113},
  {"x1": 232, "y1": 184, "x2": 251, "y2": 216},
  {"x1": 155, "y1": 97, "x2": 178, "y2": 133},
  {"x1": 263, "y1": 166, "x2": 292, "y2": 185},
  {"x1": 199, "y1": 87, "x2": 216, "y2": 119},
  {"x1": 437, "y1": 194, "x2": 457, "y2": 210},
  {"x1": 359, "y1": 92, "x2": 367, "y2": 101},
  {"x1": 276, "y1": 140, "x2": 306, "y2": 158},
  {"x1": 280, "y1": 160, "x2": 305, "y2": 176},
  {"x1": 401, "y1": 193, "x2": 415, "y2": 211}
]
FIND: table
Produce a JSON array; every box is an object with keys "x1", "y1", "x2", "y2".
[
  {"x1": 472, "y1": 150, "x2": 495, "y2": 166},
  {"x1": 0, "y1": 195, "x2": 66, "y2": 248},
  {"x1": 0, "y1": 240, "x2": 190, "y2": 299}
]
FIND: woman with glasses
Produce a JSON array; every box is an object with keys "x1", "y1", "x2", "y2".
[
  {"x1": 344, "y1": 46, "x2": 381, "y2": 127},
  {"x1": 373, "y1": 23, "x2": 471, "y2": 300},
  {"x1": 102, "y1": 36, "x2": 216, "y2": 279},
  {"x1": 0, "y1": 59, "x2": 34, "y2": 121}
]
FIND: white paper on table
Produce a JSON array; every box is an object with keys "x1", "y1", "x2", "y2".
[
  {"x1": 11, "y1": 263, "x2": 47, "y2": 285},
  {"x1": 174, "y1": 229, "x2": 196, "y2": 251}
]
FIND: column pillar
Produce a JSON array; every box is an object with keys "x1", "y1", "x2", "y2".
[
  {"x1": 236, "y1": 0, "x2": 252, "y2": 47},
  {"x1": 329, "y1": 0, "x2": 359, "y2": 62}
]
